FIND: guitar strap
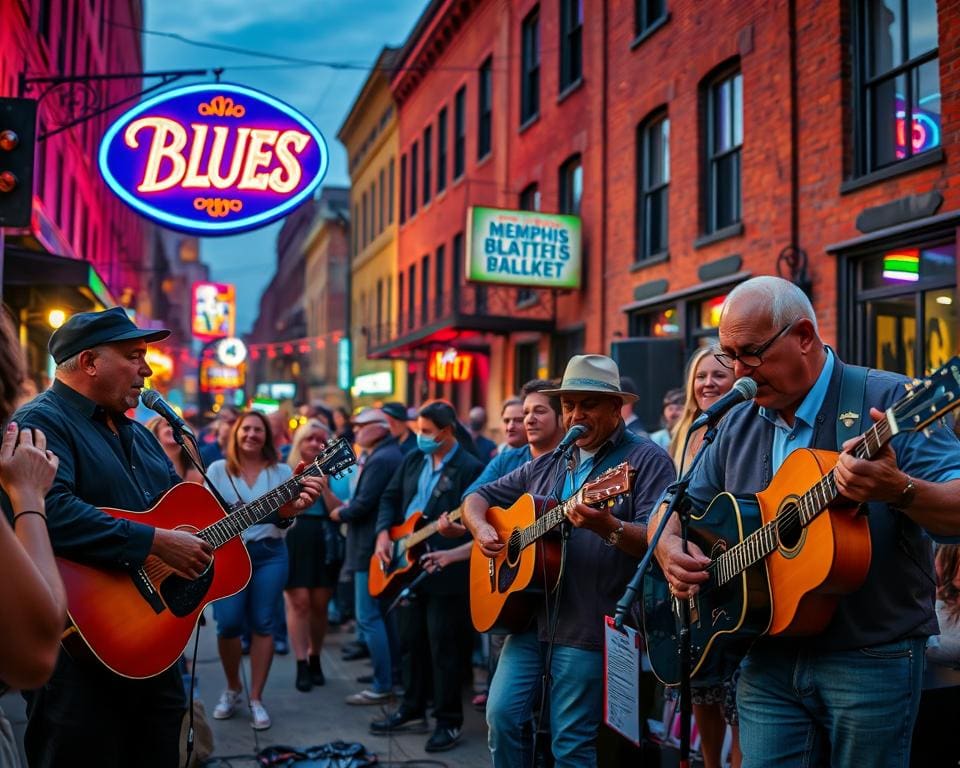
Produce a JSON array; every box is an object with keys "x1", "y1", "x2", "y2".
[{"x1": 835, "y1": 363, "x2": 869, "y2": 450}]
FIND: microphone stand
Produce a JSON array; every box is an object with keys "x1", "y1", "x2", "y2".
[
  {"x1": 612, "y1": 421, "x2": 720, "y2": 768},
  {"x1": 172, "y1": 425, "x2": 233, "y2": 514}
]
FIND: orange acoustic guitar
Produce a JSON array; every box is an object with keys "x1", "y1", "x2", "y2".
[
  {"x1": 56, "y1": 438, "x2": 356, "y2": 679},
  {"x1": 368, "y1": 505, "x2": 465, "y2": 602},
  {"x1": 644, "y1": 356, "x2": 960, "y2": 686},
  {"x1": 470, "y1": 462, "x2": 634, "y2": 633}
]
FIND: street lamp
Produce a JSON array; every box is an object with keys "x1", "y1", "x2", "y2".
[{"x1": 19, "y1": 306, "x2": 68, "y2": 349}]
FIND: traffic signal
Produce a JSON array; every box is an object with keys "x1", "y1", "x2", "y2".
[{"x1": 0, "y1": 97, "x2": 37, "y2": 228}]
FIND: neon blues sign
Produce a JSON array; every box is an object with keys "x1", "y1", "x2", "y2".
[{"x1": 98, "y1": 83, "x2": 328, "y2": 235}]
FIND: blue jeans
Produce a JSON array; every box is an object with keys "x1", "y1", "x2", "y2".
[
  {"x1": 354, "y1": 571, "x2": 393, "y2": 694},
  {"x1": 737, "y1": 638, "x2": 927, "y2": 767},
  {"x1": 487, "y1": 631, "x2": 603, "y2": 768},
  {"x1": 213, "y1": 537, "x2": 289, "y2": 637}
]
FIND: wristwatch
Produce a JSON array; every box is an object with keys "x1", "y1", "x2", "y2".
[
  {"x1": 604, "y1": 519, "x2": 624, "y2": 547},
  {"x1": 896, "y1": 475, "x2": 917, "y2": 509}
]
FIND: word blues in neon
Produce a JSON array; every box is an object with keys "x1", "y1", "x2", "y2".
[{"x1": 99, "y1": 84, "x2": 328, "y2": 235}]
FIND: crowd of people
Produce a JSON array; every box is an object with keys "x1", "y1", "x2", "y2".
[{"x1": 0, "y1": 275, "x2": 959, "y2": 767}]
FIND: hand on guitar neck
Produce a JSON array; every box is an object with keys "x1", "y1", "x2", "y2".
[{"x1": 834, "y1": 406, "x2": 914, "y2": 506}]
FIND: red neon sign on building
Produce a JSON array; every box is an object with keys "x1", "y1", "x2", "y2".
[{"x1": 428, "y1": 349, "x2": 474, "y2": 382}]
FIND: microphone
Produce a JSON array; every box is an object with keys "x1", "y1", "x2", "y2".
[
  {"x1": 141, "y1": 389, "x2": 187, "y2": 435},
  {"x1": 553, "y1": 424, "x2": 587, "y2": 457},
  {"x1": 690, "y1": 377, "x2": 758, "y2": 430}
]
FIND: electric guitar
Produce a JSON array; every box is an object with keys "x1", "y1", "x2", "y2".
[
  {"x1": 470, "y1": 462, "x2": 634, "y2": 633},
  {"x1": 643, "y1": 357, "x2": 960, "y2": 686},
  {"x1": 368, "y1": 505, "x2": 465, "y2": 602},
  {"x1": 56, "y1": 437, "x2": 356, "y2": 679}
]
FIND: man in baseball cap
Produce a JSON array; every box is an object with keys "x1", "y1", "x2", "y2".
[
  {"x1": 48, "y1": 306, "x2": 170, "y2": 365},
  {"x1": 381, "y1": 401, "x2": 416, "y2": 454}
]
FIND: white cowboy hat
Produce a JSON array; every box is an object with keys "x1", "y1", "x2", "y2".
[{"x1": 542, "y1": 354, "x2": 639, "y2": 404}]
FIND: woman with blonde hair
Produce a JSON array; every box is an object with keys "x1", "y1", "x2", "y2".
[
  {"x1": 146, "y1": 415, "x2": 203, "y2": 483},
  {"x1": 668, "y1": 343, "x2": 739, "y2": 768},
  {"x1": 283, "y1": 419, "x2": 344, "y2": 692},
  {"x1": 669, "y1": 345, "x2": 734, "y2": 470}
]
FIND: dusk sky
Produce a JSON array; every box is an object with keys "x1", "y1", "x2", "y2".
[{"x1": 142, "y1": 0, "x2": 424, "y2": 333}]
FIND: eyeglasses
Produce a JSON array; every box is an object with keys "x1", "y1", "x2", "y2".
[{"x1": 714, "y1": 321, "x2": 794, "y2": 370}]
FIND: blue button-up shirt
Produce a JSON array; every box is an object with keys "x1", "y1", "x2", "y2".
[
  {"x1": 462, "y1": 443, "x2": 533, "y2": 499},
  {"x1": 0, "y1": 379, "x2": 180, "y2": 569},
  {"x1": 404, "y1": 442, "x2": 460, "y2": 519},
  {"x1": 760, "y1": 348, "x2": 835, "y2": 473}
]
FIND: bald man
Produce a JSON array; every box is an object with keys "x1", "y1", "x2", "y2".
[{"x1": 651, "y1": 276, "x2": 960, "y2": 767}]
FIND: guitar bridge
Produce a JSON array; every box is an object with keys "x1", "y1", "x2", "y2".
[{"x1": 488, "y1": 558, "x2": 495, "y2": 592}]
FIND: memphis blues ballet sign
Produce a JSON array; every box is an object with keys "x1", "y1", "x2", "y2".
[
  {"x1": 98, "y1": 83, "x2": 328, "y2": 235},
  {"x1": 466, "y1": 206, "x2": 582, "y2": 290}
]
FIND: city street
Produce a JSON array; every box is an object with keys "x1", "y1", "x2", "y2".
[{"x1": 1, "y1": 607, "x2": 491, "y2": 767}]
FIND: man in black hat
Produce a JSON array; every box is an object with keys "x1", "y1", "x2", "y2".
[
  {"x1": 382, "y1": 401, "x2": 417, "y2": 455},
  {"x1": 0, "y1": 307, "x2": 319, "y2": 767}
]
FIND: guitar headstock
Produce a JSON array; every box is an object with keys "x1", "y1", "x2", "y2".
[
  {"x1": 582, "y1": 462, "x2": 634, "y2": 507},
  {"x1": 891, "y1": 356, "x2": 960, "y2": 436},
  {"x1": 315, "y1": 437, "x2": 357, "y2": 478}
]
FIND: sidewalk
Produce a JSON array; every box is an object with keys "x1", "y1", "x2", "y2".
[{"x1": 1, "y1": 606, "x2": 492, "y2": 767}]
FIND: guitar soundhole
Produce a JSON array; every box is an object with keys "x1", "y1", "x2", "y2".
[
  {"x1": 776, "y1": 503, "x2": 803, "y2": 549},
  {"x1": 506, "y1": 529, "x2": 523, "y2": 567},
  {"x1": 160, "y1": 560, "x2": 215, "y2": 617}
]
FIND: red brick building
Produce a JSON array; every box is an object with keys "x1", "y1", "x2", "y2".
[
  {"x1": 370, "y1": 0, "x2": 958, "y2": 426},
  {"x1": 0, "y1": 0, "x2": 147, "y2": 383}
]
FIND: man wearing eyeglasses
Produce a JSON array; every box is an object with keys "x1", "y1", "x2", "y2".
[{"x1": 650, "y1": 275, "x2": 960, "y2": 767}]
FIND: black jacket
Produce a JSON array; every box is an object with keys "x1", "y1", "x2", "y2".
[
  {"x1": 338, "y1": 435, "x2": 403, "y2": 571},
  {"x1": 376, "y1": 445, "x2": 484, "y2": 595}
]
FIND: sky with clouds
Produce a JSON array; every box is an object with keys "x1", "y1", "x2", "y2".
[{"x1": 142, "y1": 0, "x2": 424, "y2": 334}]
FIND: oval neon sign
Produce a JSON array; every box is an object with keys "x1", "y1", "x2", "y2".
[{"x1": 98, "y1": 83, "x2": 328, "y2": 235}]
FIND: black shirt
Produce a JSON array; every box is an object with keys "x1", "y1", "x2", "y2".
[{"x1": 0, "y1": 379, "x2": 180, "y2": 569}]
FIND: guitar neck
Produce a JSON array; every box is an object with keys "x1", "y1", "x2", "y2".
[
  {"x1": 197, "y1": 462, "x2": 326, "y2": 549},
  {"x1": 712, "y1": 417, "x2": 894, "y2": 586},
  {"x1": 406, "y1": 506, "x2": 464, "y2": 548},
  {"x1": 516, "y1": 492, "x2": 580, "y2": 551}
]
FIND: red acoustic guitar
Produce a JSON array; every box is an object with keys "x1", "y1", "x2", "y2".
[
  {"x1": 368, "y1": 505, "x2": 464, "y2": 602},
  {"x1": 470, "y1": 463, "x2": 634, "y2": 633},
  {"x1": 56, "y1": 438, "x2": 355, "y2": 679}
]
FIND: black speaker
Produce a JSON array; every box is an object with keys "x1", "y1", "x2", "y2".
[{"x1": 611, "y1": 338, "x2": 685, "y2": 433}]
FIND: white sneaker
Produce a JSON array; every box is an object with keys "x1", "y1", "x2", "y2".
[
  {"x1": 213, "y1": 688, "x2": 242, "y2": 719},
  {"x1": 249, "y1": 699, "x2": 271, "y2": 730}
]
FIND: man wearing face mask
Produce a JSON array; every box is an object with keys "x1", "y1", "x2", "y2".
[
  {"x1": 371, "y1": 401, "x2": 484, "y2": 753},
  {"x1": 324, "y1": 408, "x2": 403, "y2": 706}
]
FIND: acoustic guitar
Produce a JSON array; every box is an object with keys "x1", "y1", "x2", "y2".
[
  {"x1": 643, "y1": 357, "x2": 960, "y2": 686},
  {"x1": 368, "y1": 505, "x2": 465, "y2": 602},
  {"x1": 470, "y1": 462, "x2": 634, "y2": 633},
  {"x1": 56, "y1": 437, "x2": 356, "y2": 679}
]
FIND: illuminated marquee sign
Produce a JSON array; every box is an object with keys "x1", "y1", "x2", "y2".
[
  {"x1": 428, "y1": 348, "x2": 474, "y2": 383},
  {"x1": 98, "y1": 83, "x2": 329, "y2": 235},
  {"x1": 192, "y1": 281, "x2": 235, "y2": 341}
]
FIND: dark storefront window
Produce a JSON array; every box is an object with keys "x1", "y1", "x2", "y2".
[
  {"x1": 410, "y1": 141, "x2": 419, "y2": 217},
  {"x1": 388, "y1": 158, "x2": 395, "y2": 224},
  {"x1": 399, "y1": 154, "x2": 407, "y2": 224},
  {"x1": 636, "y1": 111, "x2": 670, "y2": 262},
  {"x1": 521, "y1": 7, "x2": 540, "y2": 124},
  {"x1": 550, "y1": 327, "x2": 585, "y2": 377},
  {"x1": 854, "y1": 242, "x2": 956, "y2": 376},
  {"x1": 515, "y1": 341, "x2": 539, "y2": 392},
  {"x1": 435, "y1": 245, "x2": 446, "y2": 318},
  {"x1": 705, "y1": 68, "x2": 743, "y2": 234},
  {"x1": 854, "y1": 0, "x2": 940, "y2": 175},
  {"x1": 421, "y1": 255, "x2": 430, "y2": 324},
  {"x1": 408, "y1": 263, "x2": 416, "y2": 329}
]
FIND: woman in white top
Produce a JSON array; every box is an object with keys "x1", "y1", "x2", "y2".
[{"x1": 207, "y1": 410, "x2": 313, "y2": 730}]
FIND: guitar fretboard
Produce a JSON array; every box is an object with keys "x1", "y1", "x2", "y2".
[
  {"x1": 517, "y1": 492, "x2": 582, "y2": 550},
  {"x1": 710, "y1": 416, "x2": 893, "y2": 586},
  {"x1": 197, "y1": 461, "x2": 327, "y2": 549},
  {"x1": 402, "y1": 506, "x2": 464, "y2": 551}
]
